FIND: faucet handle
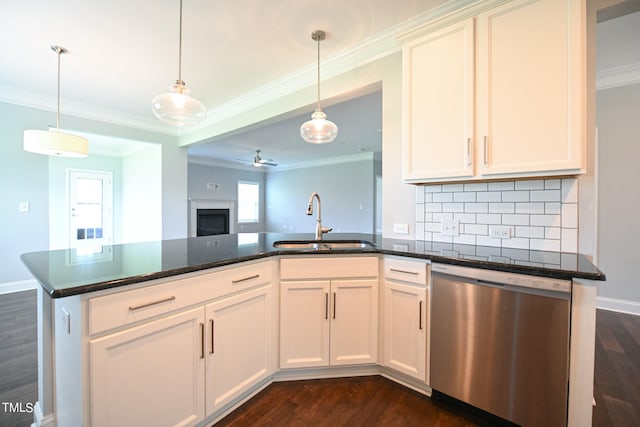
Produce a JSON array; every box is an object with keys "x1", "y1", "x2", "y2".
[{"x1": 321, "y1": 227, "x2": 333, "y2": 235}]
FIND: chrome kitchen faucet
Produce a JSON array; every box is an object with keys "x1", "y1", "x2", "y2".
[{"x1": 306, "y1": 192, "x2": 332, "y2": 240}]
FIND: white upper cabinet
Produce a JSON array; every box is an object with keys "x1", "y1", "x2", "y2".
[
  {"x1": 403, "y1": 18, "x2": 475, "y2": 182},
  {"x1": 402, "y1": 0, "x2": 585, "y2": 183}
]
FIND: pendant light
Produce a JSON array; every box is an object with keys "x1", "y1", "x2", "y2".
[
  {"x1": 151, "y1": 0, "x2": 206, "y2": 126},
  {"x1": 300, "y1": 30, "x2": 338, "y2": 144},
  {"x1": 23, "y1": 46, "x2": 88, "y2": 157}
]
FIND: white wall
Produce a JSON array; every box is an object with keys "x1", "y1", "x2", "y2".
[
  {"x1": 122, "y1": 144, "x2": 162, "y2": 243},
  {"x1": 265, "y1": 158, "x2": 379, "y2": 234},
  {"x1": 596, "y1": 82, "x2": 640, "y2": 311}
]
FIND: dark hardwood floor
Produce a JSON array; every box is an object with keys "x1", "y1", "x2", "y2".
[
  {"x1": 0, "y1": 290, "x2": 37, "y2": 427},
  {"x1": 0, "y1": 291, "x2": 638, "y2": 427}
]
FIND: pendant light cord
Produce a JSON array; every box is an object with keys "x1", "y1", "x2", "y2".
[
  {"x1": 178, "y1": 0, "x2": 183, "y2": 83},
  {"x1": 316, "y1": 34, "x2": 320, "y2": 111},
  {"x1": 51, "y1": 45, "x2": 68, "y2": 129}
]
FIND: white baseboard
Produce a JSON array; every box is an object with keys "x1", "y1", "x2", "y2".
[
  {"x1": 0, "y1": 279, "x2": 38, "y2": 295},
  {"x1": 597, "y1": 296, "x2": 640, "y2": 316}
]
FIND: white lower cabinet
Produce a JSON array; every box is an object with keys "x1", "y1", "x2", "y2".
[
  {"x1": 205, "y1": 285, "x2": 273, "y2": 414},
  {"x1": 89, "y1": 307, "x2": 206, "y2": 427},
  {"x1": 382, "y1": 257, "x2": 430, "y2": 384},
  {"x1": 87, "y1": 261, "x2": 274, "y2": 427},
  {"x1": 279, "y1": 257, "x2": 379, "y2": 369},
  {"x1": 279, "y1": 278, "x2": 378, "y2": 368}
]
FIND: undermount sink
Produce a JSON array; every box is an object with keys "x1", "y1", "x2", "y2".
[{"x1": 273, "y1": 240, "x2": 375, "y2": 250}]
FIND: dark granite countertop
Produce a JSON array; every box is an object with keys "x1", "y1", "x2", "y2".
[{"x1": 21, "y1": 232, "x2": 605, "y2": 298}]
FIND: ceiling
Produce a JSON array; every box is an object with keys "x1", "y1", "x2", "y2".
[
  {"x1": 0, "y1": 0, "x2": 448, "y2": 143},
  {"x1": 3, "y1": 0, "x2": 639, "y2": 168}
]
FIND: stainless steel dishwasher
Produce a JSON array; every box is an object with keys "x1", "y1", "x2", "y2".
[{"x1": 430, "y1": 263, "x2": 571, "y2": 427}]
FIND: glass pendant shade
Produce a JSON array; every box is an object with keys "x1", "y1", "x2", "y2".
[
  {"x1": 300, "y1": 109, "x2": 338, "y2": 144},
  {"x1": 24, "y1": 128, "x2": 88, "y2": 157},
  {"x1": 152, "y1": 80, "x2": 206, "y2": 126}
]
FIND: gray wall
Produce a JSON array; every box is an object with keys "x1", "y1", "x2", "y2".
[
  {"x1": 188, "y1": 162, "x2": 266, "y2": 233},
  {"x1": 0, "y1": 101, "x2": 186, "y2": 285},
  {"x1": 596, "y1": 82, "x2": 640, "y2": 306},
  {"x1": 265, "y1": 159, "x2": 379, "y2": 234}
]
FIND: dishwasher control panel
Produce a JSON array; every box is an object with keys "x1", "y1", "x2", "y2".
[{"x1": 431, "y1": 263, "x2": 571, "y2": 293}]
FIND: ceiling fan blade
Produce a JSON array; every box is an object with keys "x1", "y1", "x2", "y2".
[{"x1": 260, "y1": 161, "x2": 278, "y2": 166}]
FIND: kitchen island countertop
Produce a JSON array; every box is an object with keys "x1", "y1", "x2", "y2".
[{"x1": 21, "y1": 232, "x2": 605, "y2": 298}]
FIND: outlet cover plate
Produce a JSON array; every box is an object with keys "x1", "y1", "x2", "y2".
[{"x1": 442, "y1": 219, "x2": 460, "y2": 236}]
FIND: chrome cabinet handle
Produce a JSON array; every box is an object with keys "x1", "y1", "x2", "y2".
[
  {"x1": 466, "y1": 137, "x2": 472, "y2": 167},
  {"x1": 419, "y1": 301, "x2": 423, "y2": 330},
  {"x1": 483, "y1": 136, "x2": 489, "y2": 165},
  {"x1": 232, "y1": 274, "x2": 260, "y2": 284},
  {"x1": 390, "y1": 268, "x2": 419, "y2": 276},
  {"x1": 200, "y1": 322, "x2": 205, "y2": 359},
  {"x1": 333, "y1": 292, "x2": 336, "y2": 319},
  {"x1": 128, "y1": 296, "x2": 176, "y2": 311},
  {"x1": 210, "y1": 319, "x2": 215, "y2": 354},
  {"x1": 325, "y1": 292, "x2": 329, "y2": 319}
]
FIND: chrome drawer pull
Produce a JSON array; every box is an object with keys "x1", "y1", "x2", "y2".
[
  {"x1": 200, "y1": 322, "x2": 205, "y2": 359},
  {"x1": 210, "y1": 319, "x2": 215, "y2": 354},
  {"x1": 232, "y1": 274, "x2": 260, "y2": 284},
  {"x1": 419, "y1": 300, "x2": 423, "y2": 330},
  {"x1": 128, "y1": 296, "x2": 176, "y2": 311},
  {"x1": 390, "y1": 268, "x2": 419, "y2": 276}
]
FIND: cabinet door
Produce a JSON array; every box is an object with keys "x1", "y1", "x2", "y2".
[
  {"x1": 205, "y1": 285, "x2": 274, "y2": 414},
  {"x1": 330, "y1": 279, "x2": 378, "y2": 366},
  {"x1": 403, "y1": 18, "x2": 475, "y2": 182},
  {"x1": 383, "y1": 280, "x2": 427, "y2": 382},
  {"x1": 89, "y1": 307, "x2": 205, "y2": 427},
  {"x1": 476, "y1": 0, "x2": 584, "y2": 176},
  {"x1": 280, "y1": 280, "x2": 330, "y2": 368}
]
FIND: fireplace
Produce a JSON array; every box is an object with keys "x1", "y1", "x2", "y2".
[{"x1": 196, "y1": 209, "x2": 229, "y2": 236}]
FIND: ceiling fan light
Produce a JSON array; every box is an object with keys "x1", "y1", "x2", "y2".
[
  {"x1": 300, "y1": 109, "x2": 338, "y2": 144},
  {"x1": 24, "y1": 128, "x2": 88, "y2": 157},
  {"x1": 151, "y1": 81, "x2": 206, "y2": 126}
]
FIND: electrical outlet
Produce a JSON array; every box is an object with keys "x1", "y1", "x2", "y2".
[
  {"x1": 206, "y1": 183, "x2": 220, "y2": 190},
  {"x1": 489, "y1": 225, "x2": 513, "y2": 239},
  {"x1": 393, "y1": 223, "x2": 409, "y2": 234},
  {"x1": 441, "y1": 219, "x2": 459, "y2": 236}
]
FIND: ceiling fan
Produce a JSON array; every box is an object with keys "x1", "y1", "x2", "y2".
[{"x1": 236, "y1": 149, "x2": 278, "y2": 167}]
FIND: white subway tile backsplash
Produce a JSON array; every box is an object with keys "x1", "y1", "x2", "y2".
[
  {"x1": 530, "y1": 214, "x2": 561, "y2": 227},
  {"x1": 443, "y1": 203, "x2": 464, "y2": 212},
  {"x1": 561, "y1": 228, "x2": 578, "y2": 253},
  {"x1": 562, "y1": 203, "x2": 578, "y2": 228},
  {"x1": 530, "y1": 239, "x2": 561, "y2": 252},
  {"x1": 489, "y1": 203, "x2": 515, "y2": 214},
  {"x1": 502, "y1": 191, "x2": 530, "y2": 202},
  {"x1": 488, "y1": 181, "x2": 515, "y2": 191},
  {"x1": 415, "y1": 178, "x2": 580, "y2": 252},
  {"x1": 545, "y1": 179, "x2": 561, "y2": 189},
  {"x1": 562, "y1": 178, "x2": 578, "y2": 203},
  {"x1": 465, "y1": 203, "x2": 489, "y2": 213},
  {"x1": 530, "y1": 189, "x2": 561, "y2": 202},
  {"x1": 515, "y1": 180, "x2": 545, "y2": 190},
  {"x1": 515, "y1": 202, "x2": 545, "y2": 214},
  {"x1": 477, "y1": 191, "x2": 502, "y2": 202},
  {"x1": 502, "y1": 214, "x2": 530, "y2": 226},
  {"x1": 515, "y1": 226, "x2": 545, "y2": 239},
  {"x1": 545, "y1": 202, "x2": 561, "y2": 214},
  {"x1": 454, "y1": 213, "x2": 477, "y2": 223},
  {"x1": 443, "y1": 183, "x2": 464, "y2": 192},
  {"x1": 454, "y1": 192, "x2": 477, "y2": 202},
  {"x1": 464, "y1": 183, "x2": 488, "y2": 191},
  {"x1": 433, "y1": 192, "x2": 453, "y2": 203}
]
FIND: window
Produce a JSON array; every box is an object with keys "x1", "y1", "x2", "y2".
[{"x1": 238, "y1": 181, "x2": 260, "y2": 223}]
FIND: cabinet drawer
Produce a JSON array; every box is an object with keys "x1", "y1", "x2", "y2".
[
  {"x1": 89, "y1": 261, "x2": 272, "y2": 335},
  {"x1": 280, "y1": 257, "x2": 378, "y2": 280},
  {"x1": 384, "y1": 257, "x2": 429, "y2": 285}
]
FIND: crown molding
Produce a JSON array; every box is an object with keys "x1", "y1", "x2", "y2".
[{"x1": 597, "y1": 62, "x2": 640, "y2": 90}]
